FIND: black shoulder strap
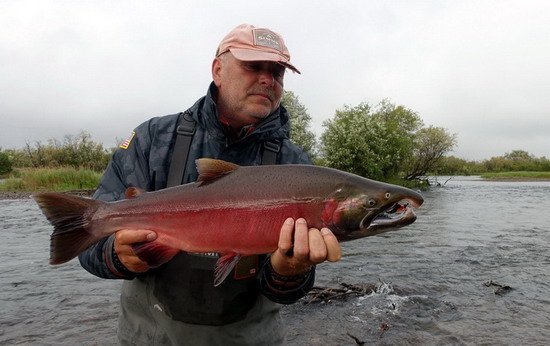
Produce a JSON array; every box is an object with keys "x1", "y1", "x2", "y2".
[
  {"x1": 167, "y1": 112, "x2": 281, "y2": 187},
  {"x1": 262, "y1": 139, "x2": 281, "y2": 165},
  {"x1": 166, "y1": 111, "x2": 196, "y2": 187}
]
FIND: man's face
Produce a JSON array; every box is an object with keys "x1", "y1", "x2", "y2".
[{"x1": 212, "y1": 52, "x2": 285, "y2": 128}]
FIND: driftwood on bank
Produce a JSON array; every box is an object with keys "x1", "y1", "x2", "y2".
[{"x1": 302, "y1": 282, "x2": 381, "y2": 304}]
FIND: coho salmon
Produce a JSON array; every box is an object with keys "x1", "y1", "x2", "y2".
[{"x1": 34, "y1": 158, "x2": 424, "y2": 285}]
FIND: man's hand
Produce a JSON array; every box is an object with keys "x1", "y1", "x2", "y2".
[
  {"x1": 113, "y1": 229, "x2": 157, "y2": 273},
  {"x1": 270, "y1": 218, "x2": 341, "y2": 276}
]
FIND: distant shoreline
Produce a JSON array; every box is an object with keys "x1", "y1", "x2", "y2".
[{"x1": 482, "y1": 178, "x2": 550, "y2": 182}]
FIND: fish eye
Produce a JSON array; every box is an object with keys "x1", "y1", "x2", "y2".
[
  {"x1": 385, "y1": 192, "x2": 391, "y2": 199},
  {"x1": 368, "y1": 199, "x2": 376, "y2": 207}
]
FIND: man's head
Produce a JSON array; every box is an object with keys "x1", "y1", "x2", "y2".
[{"x1": 212, "y1": 24, "x2": 299, "y2": 129}]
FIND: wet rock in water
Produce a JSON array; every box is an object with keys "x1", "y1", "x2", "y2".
[
  {"x1": 347, "y1": 332, "x2": 366, "y2": 345},
  {"x1": 484, "y1": 280, "x2": 513, "y2": 295}
]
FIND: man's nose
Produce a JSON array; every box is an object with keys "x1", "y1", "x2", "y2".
[{"x1": 258, "y1": 70, "x2": 275, "y2": 87}]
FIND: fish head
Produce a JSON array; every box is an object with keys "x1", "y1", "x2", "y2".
[{"x1": 323, "y1": 182, "x2": 424, "y2": 241}]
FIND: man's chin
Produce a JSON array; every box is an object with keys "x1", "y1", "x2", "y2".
[{"x1": 246, "y1": 107, "x2": 273, "y2": 120}]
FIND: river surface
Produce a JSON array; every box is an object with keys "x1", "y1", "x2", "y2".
[{"x1": 1, "y1": 177, "x2": 549, "y2": 345}]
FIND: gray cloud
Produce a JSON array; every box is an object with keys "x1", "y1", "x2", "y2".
[{"x1": 1, "y1": 0, "x2": 549, "y2": 161}]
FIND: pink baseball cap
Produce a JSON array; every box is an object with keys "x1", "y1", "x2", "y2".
[{"x1": 216, "y1": 24, "x2": 301, "y2": 74}]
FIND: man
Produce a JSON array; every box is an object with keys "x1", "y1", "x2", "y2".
[{"x1": 79, "y1": 24, "x2": 341, "y2": 345}]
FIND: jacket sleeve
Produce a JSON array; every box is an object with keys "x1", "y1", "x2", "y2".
[
  {"x1": 78, "y1": 123, "x2": 153, "y2": 279},
  {"x1": 258, "y1": 257, "x2": 315, "y2": 304}
]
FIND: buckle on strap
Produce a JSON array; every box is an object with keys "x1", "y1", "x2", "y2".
[
  {"x1": 176, "y1": 113, "x2": 196, "y2": 136},
  {"x1": 264, "y1": 140, "x2": 281, "y2": 153}
]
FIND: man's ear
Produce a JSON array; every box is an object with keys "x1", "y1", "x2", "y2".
[{"x1": 212, "y1": 57, "x2": 222, "y2": 87}]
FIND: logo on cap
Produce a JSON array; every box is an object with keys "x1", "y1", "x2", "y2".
[{"x1": 252, "y1": 28, "x2": 282, "y2": 53}]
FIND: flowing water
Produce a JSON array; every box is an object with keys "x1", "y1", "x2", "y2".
[{"x1": 1, "y1": 177, "x2": 549, "y2": 345}]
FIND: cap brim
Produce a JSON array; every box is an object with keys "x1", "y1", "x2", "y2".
[{"x1": 229, "y1": 47, "x2": 301, "y2": 74}]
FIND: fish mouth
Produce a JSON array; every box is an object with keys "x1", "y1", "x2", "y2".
[{"x1": 361, "y1": 197, "x2": 421, "y2": 233}]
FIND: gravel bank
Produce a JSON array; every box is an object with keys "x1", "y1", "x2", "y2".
[{"x1": 0, "y1": 190, "x2": 95, "y2": 200}]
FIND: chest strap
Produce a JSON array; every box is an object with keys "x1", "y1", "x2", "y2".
[
  {"x1": 167, "y1": 113, "x2": 281, "y2": 188},
  {"x1": 261, "y1": 139, "x2": 280, "y2": 165},
  {"x1": 166, "y1": 111, "x2": 196, "y2": 187}
]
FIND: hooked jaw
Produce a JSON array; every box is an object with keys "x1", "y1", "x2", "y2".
[
  {"x1": 323, "y1": 184, "x2": 424, "y2": 241},
  {"x1": 359, "y1": 196, "x2": 423, "y2": 236},
  {"x1": 366, "y1": 199, "x2": 417, "y2": 229}
]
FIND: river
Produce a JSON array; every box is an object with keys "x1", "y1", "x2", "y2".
[{"x1": 1, "y1": 177, "x2": 549, "y2": 345}]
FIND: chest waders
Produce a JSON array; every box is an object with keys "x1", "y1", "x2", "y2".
[{"x1": 151, "y1": 111, "x2": 281, "y2": 325}]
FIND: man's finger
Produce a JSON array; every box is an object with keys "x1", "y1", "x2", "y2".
[
  {"x1": 114, "y1": 229, "x2": 157, "y2": 273},
  {"x1": 115, "y1": 229, "x2": 157, "y2": 247},
  {"x1": 321, "y1": 228, "x2": 342, "y2": 262},
  {"x1": 278, "y1": 218, "x2": 295, "y2": 254},
  {"x1": 307, "y1": 228, "x2": 328, "y2": 263},
  {"x1": 292, "y1": 218, "x2": 310, "y2": 260}
]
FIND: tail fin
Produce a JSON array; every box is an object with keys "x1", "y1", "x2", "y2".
[{"x1": 33, "y1": 192, "x2": 104, "y2": 265}]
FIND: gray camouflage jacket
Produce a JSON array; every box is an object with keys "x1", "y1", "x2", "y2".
[{"x1": 78, "y1": 83, "x2": 314, "y2": 345}]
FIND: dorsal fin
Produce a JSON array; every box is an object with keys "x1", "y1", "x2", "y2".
[
  {"x1": 125, "y1": 187, "x2": 146, "y2": 199},
  {"x1": 196, "y1": 158, "x2": 240, "y2": 185}
]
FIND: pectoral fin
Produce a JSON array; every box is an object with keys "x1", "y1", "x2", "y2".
[{"x1": 214, "y1": 253, "x2": 241, "y2": 287}]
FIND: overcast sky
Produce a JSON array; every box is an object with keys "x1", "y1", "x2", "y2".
[{"x1": 1, "y1": 0, "x2": 549, "y2": 161}]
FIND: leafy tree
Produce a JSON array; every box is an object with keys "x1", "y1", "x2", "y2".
[
  {"x1": 536, "y1": 156, "x2": 550, "y2": 171},
  {"x1": 281, "y1": 91, "x2": 317, "y2": 158},
  {"x1": 320, "y1": 100, "x2": 423, "y2": 180},
  {"x1": 370, "y1": 100, "x2": 424, "y2": 177},
  {"x1": 403, "y1": 126, "x2": 457, "y2": 180},
  {"x1": 502, "y1": 150, "x2": 538, "y2": 171},
  {"x1": 483, "y1": 150, "x2": 550, "y2": 172},
  {"x1": 0, "y1": 149, "x2": 13, "y2": 175},
  {"x1": 320, "y1": 102, "x2": 378, "y2": 178},
  {"x1": 483, "y1": 156, "x2": 509, "y2": 172},
  {"x1": 503, "y1": 150, "x2": 533, "y2": 161}
]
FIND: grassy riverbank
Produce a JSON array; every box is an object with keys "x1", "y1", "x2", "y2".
[
  {"x1": 480, "y1": 171, "x2": 550, "y2": 180},
  {"x1": 0, "y1": 167, "x2": 101, "y2": 192}
]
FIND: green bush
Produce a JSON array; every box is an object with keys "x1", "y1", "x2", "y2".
[
  {"x1": 0, "y1": 150, "x2": 13, "y2": 176},
  {"x1": 7, "y1": 131, "x2": 112, "y2": 171}
]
